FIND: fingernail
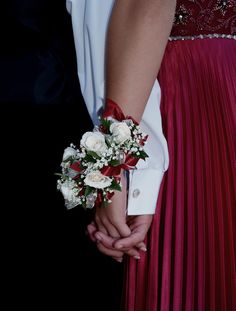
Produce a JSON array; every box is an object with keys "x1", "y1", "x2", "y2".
[
  {"x1": 140, "y1": 247, "x2": 147, "y2": 252},
  {"x1": 95, "y1": 233, "x2": 102, "y2": 241},
  {"x1": 116, "y1": 258, "x2": 123, "y2": 263},
  {"x1": 134, "y1": 255, "x2": 140, "y2": 260}
]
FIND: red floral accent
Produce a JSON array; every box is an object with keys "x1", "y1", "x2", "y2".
[
  {"x1": 99, "y1": 124, "x2": 108, "y2": 134},
  {"x1": 122, "y1": 154, "x2": 139, "y2": 169},
  {"x1": 95, "y1": 191, "x2": 103, "y2": 208},
  {"x1": 70, "y1": 161, "x2": 82, "y2": 172},
  {"x1": 79, "y1": 188, "x2": 85, "y2": 196},
  {"x1": 106, "y1": 192, "x2": 114, "y2": 200},
  {"x1": 139, "y1": 136, "x2": 148, "y2": 145},
  {"x1": 101, "y1": 98, "x2": 147, "y2": 174},
  {"x1": 101, "y1": 165, "x2": 122, "y2": 177},
  {"x1": 101, "y1": 155, "x2": 139, "y2": 177}
]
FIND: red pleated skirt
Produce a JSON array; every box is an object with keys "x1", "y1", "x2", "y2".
[{"x1": 122, "y1": 38, "x2": 236, "y2": 311}]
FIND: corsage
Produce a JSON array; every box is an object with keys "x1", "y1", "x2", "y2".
[{"x1": 57, "y1": 99, "x2": 148, "y2": 210}]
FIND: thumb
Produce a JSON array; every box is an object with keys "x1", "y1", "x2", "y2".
[{"x1": 114, "y1": 231, "x2": 143, "y2": 250}]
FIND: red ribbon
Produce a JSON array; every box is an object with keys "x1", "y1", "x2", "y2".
[
  {"x1": 100, "y1": 98, "x2": 147, "y2": 176},
  {"x1": 101, "y1": 165, "x2": 122, "y2": 177},
  {"x1": 103, "y1": 98, "x2": 148, "y2": 146},
  {"x1": 122, "y1": 154, "x2": 139, "y2": 169},
  {"x1": 102, "y1": 98, "x2": 139, "y2": 125},
  {"x1": 95, "y1": 191, "x2": 103, "y2": 208},
  {"x1": 106, "y1": 192, "x2": 114, "y2": 200},
  {"x1": 102, "y1": 98, "x2": 125, "y2": 121},
  {"x1": 70, "y1": 161, "x2": 82, "y2": 172},
  {"x1": 101, "y1": 155, "x2": 138, "y2": 177}
]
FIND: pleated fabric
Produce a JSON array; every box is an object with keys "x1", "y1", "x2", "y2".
[{"x1": 122, "y1": 38, "x2": 236, "y2": 311}]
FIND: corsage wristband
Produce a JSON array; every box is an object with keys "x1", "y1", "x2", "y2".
[{"x1": 57, "y1": 98, "x2": 149, "y2": 210}]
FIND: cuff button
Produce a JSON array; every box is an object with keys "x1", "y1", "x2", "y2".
[{"x1": 132, "y1": 189, "x2": 140, "y2": 198}]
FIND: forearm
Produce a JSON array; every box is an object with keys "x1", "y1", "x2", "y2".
[{"x1": 105, "y1": 0, "x2": 176, "y2": 121}]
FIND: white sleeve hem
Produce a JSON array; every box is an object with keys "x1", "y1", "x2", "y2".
[{"x1": 127, "y1": 168, "x2": 165, "y2": 215}]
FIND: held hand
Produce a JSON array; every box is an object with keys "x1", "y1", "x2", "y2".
[
  {"x1": 87, "y1": 214, "x2": 153, "y2": 262},
  {"x1": 87, "y1": 221, "x2": 146, "y2": 262},
  {"x1": 114, "y1": 214, "x2": 153, "y2": 251},
  {"x1": 94, "y1": 171, "x2": 131, "y2": 238}
]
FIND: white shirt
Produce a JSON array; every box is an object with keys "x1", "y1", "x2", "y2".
[{"x1": 66, "y1": 0, "x2": 169, "y2": 215}]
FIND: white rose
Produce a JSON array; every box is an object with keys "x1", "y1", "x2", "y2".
[
  {"x1": 62, "y1": 147, "x2": 77, "y2": 161},
  {"x1": 80, "y1": 132, "x2": 107, "y2": 155},
  {"x1": 110, "y1": 121, "x2": 131, "y2": 144},
  {"x1": 84, "y1": 171, "x2": 112, "y2": 189},
  {"x1": 59, "y1": 180, "x2": 81, "y2": 209}
]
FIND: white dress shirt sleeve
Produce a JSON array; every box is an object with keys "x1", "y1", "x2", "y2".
[{"x1": 66, "y1": 0, "x2": 169, "y2": 215}]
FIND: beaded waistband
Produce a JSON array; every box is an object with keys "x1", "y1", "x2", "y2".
[{"x1": 169, "y1": 33, "x2": 236, "y2": 41}]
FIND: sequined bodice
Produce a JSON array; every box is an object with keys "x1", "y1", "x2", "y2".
[{"x1": 170, "y1": 0, "x2": 236, "y2": 40}]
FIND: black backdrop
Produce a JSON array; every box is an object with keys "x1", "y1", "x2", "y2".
[{"x1": 0, "y1": 1, "x2": 123, "y2": 310}]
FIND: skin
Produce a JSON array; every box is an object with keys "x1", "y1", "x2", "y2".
[
  {"x1": 88, "y1": 0, "x2": 176, "y2": 261},
  {"x1": 87, "y1": 215, "x2": 153, "y2": 262}
]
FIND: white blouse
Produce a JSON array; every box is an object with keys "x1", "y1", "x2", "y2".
[{"x1": 66, "y1": 0, "x2": 169, "y2": 215}]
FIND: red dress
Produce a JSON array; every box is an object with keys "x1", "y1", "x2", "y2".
[{"x1": 123, "y1": 1, "x2": 236, "y2": 310}]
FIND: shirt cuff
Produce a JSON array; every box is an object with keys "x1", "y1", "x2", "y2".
[{"x1": 127, "y1": 168, "x2": 165, "y2": 215}]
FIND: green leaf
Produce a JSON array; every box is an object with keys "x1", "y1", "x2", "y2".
[
  {"x1": 132, "y1": 150, "x2": 149, "y2": 159},
  {"x1": 81, "y1": 200, "x2": 86, "y2": 209},
  {"x1": 110, "y1": 180, "x2": 122, "y2": 191},
  {"x1": 105, "y1": 138, "x2": 112, "y2": 148},
  {"x1": 87, "y1": 150, "x2": 101, "y2": 159},
  {"x1": 101, "y1": 118, "x2": 112, "y2": 131},
  {"x1": 109, "y1": 159, "x2": 121, "y2": 166},
  {"x1": 84, "y1": 154, "x2": 96, "y2": 163},
  {"x1": 139, "y1": 150, "x2": 149, "y2": 159},
  {"x1": 85, "y1": 186, "x2": 93, "y2": 196}
]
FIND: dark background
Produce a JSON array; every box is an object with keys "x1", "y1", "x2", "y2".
[{"x1": 0, "y1": 1, "x2": 123, "y2": 309}]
